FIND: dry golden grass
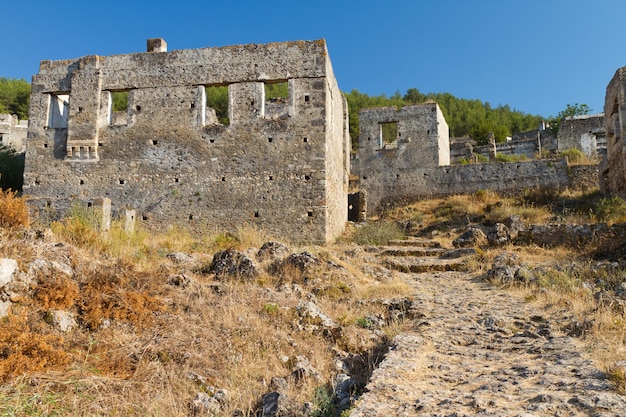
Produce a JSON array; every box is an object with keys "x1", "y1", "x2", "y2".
[{"x1": 0, "y1": 189, "x2": 29, "y2": 229}]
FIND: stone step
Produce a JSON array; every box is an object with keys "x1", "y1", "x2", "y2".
[
  {"x1": 388, "y1": 238, "x2": 442, "y2": 248},
  {"x1": 384, "y1": 256, "x2": 467, "y2": 273},
  {"x1": 379, "y1": 247, "x2": 447, "y2": 257}
]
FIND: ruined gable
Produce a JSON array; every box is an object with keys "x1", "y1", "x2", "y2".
[{"x1": 23, "y1": 39, "x2": 350, "y2": 244}]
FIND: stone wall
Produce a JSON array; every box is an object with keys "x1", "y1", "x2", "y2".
[
  {"x1": 557, "y1": 113, "x2": 606, "y2": 156},
  {"x1": 603, "y1": 66, "x2": 626, "y2": 198},
  {"x1": 0, "y1": 114, "x2": 27, "y2": 152},
  {"x1": 23, "y1": 39, "x2": 350, "y2": 244},
  {"x1": 354, "y1": 158, "x2": 572, "y2": 215},
  {"x1": 357, "y1": 103, "x2": 450, "y2": 168}
]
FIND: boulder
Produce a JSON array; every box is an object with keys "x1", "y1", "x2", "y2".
[
  {"x1": 208, "y1": 249, "x2": 258, "y2": 279},
  {"x1": 487, "y1": 223, "x2": 510, "y2": 246},
  {"x1": 257, "y1": 242, "x2": 290, "y2": 261},
  {"x1": 0, "y1": 259, "x2": 17, "y2": 287},
  {"x1": 453, "y1": 227, "x2": 487, "y2": 248}
]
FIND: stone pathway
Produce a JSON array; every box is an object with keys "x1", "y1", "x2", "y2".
[{"x1": 351, "y1": 239, "x2": 626, "y2": 416}]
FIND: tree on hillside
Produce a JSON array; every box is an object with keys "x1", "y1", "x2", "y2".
[{"x1": 0, "y1": 78, "x2": 30, "y2": 120}]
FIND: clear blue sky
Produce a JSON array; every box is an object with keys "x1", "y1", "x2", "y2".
[{"x1": 4, "y1": 0, "x2": 625, "y2": 118}]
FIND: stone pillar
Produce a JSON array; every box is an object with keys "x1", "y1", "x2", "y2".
[
  {"x1": 93, "y1": 197, "x2": 111, "y2": 231},
  {"x1": 125, "y1": 209, "x2": 136, "y2": 234}
]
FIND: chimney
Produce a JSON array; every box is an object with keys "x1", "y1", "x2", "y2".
[{"x1": 147, "y1": 38, "x2": 167, "y2": 53}]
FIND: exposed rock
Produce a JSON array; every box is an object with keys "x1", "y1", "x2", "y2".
[
  {"x1": 291, "y1": 355, "x2": 322, "y2": 383},
  {"x1": 296, "y1": 301, "x2": 341, "y2": 339},
  {"x1": 49, "y1": 310, "x2": 77, "y2": 332},
  {"x1": 502, "y1": 215, "x2": 525, "y2": 241},
  {"x1": 0, "y1": 259, "x2": 18, "y2": 287},
  {"x1": 190, "y1": 392, "x2": 220, "y2": 416},
  {"x1": 452, "y1": 227, "x2": 487, "y2": 248},
  {"x1": 257, "y1": 242, "x2": 290, "y2": 261},
  {"x1": 270, "y1": 376, "x2": 288, "y2": 391},
  {"x1": 261, "y1": 391, "x2": 294, "y2": 416},
  {"x1": 28, "y1": 259, "x2": 74, "y2": 280},
  {"x1": 487, "y1": 223, "x2": 510, "y2": 246},
  {"x1": 487, "y1": 252, "x2": 523, "y2": 284},
  {"x1": 273, "y1": 252, "x2": 320, "y2": 274},
  {"x1": 0, "y1": 300, "x2": 11, "y2": 318},
  {"x1": 166, "y1": 252, "x2": 196, "y2": 264},
  {"x1": 207, "y1": 249, "x2": 258, "y2": 279}
]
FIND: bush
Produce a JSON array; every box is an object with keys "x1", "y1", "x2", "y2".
[
  {"x1": 594, "y1": 197, "x2": 626, "y2": 224},
  {"x1": 495, "y1": 153, "x2": 527, "y2": 163},
  {"x1": 0, "y1": 189, "x2": 29, "y2": 229},
  {"x1": 558, "y1": 148, "x2": 591, "y2": 165}
]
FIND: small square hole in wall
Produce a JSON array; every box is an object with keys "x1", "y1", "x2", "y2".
[
  {"x1": 78, "y1": 107, "x2": 84, "y2": 113},
  {"x1": 210, "y1": 139, "x2": 215, "y2": 143},
  {"x1": 174, "y1": 177, "x2": 179, "y2": 183},
  {"x1": 152, "y1": 140, "x2": 158, "y2": 145},
  {"x1": 268, "y1": 176, "x2": 273, "y2": 180},
  {"x1": 305, "y1": 175, "x2": 311, "y2": 180},
  {"x1": 268, "y1": 137, "x2": 273, "y2": 143},
  {"x1": 307, "y1": 211, "x2": 313, "y2": 217},
  {"x1": 119, "y1": 179, "x2": 126, "y2": 185},
  {"x1": 221, "y1": 176, "x2": 226, "y2": 182},
  {"x1": 87, "y1": 202, "x2": 92, "y2": 208},
  {"x1": 304, "y1": 95, "x2": 310, "y2": 102},
  {"x1": 396, "y1": 174, "x2": 400, "y2": 178},
  {"x1": 188, "y1": 214, "x2": 194, "y2": 221},
  {"x1": 98, "y1": 142, "x2": 103, "y2": 147},
  {"x1": 142, "y1": 215, "x2": 149, "y2": 221},
  {"x1": 190, "y1": 102, "x2": 195, "y2": 109},
  {"x1": 362, "y1": 176, "x2": 368, "y2": 180},
  {"x1": 80, "y1": 179, "x2": 85, "y2": 185},
  {"x1": 43, "y1": 143, "x2": 48, "y2": 148},
  {"x1": 136, "y1": 105, "x2": 141, "y2": 111},
  {"x1": 303, "y1": 137, "x2": 308, "y2": 143},
  {"x1": 254, "y1": 211, "x2": 260, "y2": 218}
]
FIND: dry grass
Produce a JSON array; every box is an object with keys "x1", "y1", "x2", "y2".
[
  {"x1": 0, "y1": 189, "x2": 29, "y2": 229},
  {"x1": 0, "y1": 198, "x2": 411, "y2": 416}
]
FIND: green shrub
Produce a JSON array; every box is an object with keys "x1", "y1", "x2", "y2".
[
  {"x1": 595, "y1": 197, "x2": 626, "y2": 224},
  {"x1": 495, "y1": 153, "x2": 527, "y2": 163}
]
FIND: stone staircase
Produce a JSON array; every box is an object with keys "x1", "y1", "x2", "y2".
[{"x1": 368, "y1": 237, "x2": 475, "y2": 274}]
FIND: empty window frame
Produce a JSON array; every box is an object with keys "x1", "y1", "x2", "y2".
[
  {"x1": 108, "y1": 90, "x2": 130, "y2": 126},
  {"x1": 379, "y1": 121, "x2": 398, "y2": 147},
  {"x1": 47, "y1": 93, "x2": 69, "y2": 128},
  {"x1": 205, "y1": 85, "x2": 230, "y2": 125},
  {"x1": 264, "y1": 81, "x2": 289, "y2": 118}
]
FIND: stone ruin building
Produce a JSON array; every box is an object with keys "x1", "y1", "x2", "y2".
[
  {"x1": 603, "y1": 66, "x2": 626, "y2": 197},
  {"x1": 23, "y1": 38, "x2": 350, "y2": 244},
  {"x1": 351, "y1": 103, "x2": 576, "y2": 217},
  {"x1": 557, "y1": 113, "x2": 606, "y2": 158},
  {"x1": 0, "y1": 114, "x2": 27, "y2": 153}
]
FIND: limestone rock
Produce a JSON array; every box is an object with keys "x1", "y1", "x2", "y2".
[
  {"x1": 0, "y1": 259, "x2": 18, "y2": 288},
  {"x1": 190, "y1": 392, "x2": 220, "y2": 416},
  {"x1": 166, "y1": 252, "x2": 196, "y2": 264},
  {"x1": 257, "y1": 242, "x2": 290, "y2": 261},
  {"x1": 49, "y1": 310, "x2": 77, "y2": 332},
  {"x1": 261, "y1": 391, "x2": 293, "y2": 416},
  {"x1": 452, "y1": 227, "x2": 487, "y2": 248},
  {"x1": 487, "y1": 223, "x2": 510, "y2": 246},
  {"x1": 208, "y1": 249, "x2": 258, "y2": 279},
  {"x1": 296, "y1": 301, "x2": 341, "y2": 339},
  {"x1": 291, "y1": 355, "x2": 322, "y2": 383}
]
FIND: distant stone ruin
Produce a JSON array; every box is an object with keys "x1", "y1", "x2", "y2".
[
  {"x1": 557, "y1": 113, "x2": 606, "y2": 158},
  {"x1": 0, "y1": 114, "x2": 27, "y2": 152},
  {"x1": 23, "y1": 38, "x2": 350, "y2": 244}
]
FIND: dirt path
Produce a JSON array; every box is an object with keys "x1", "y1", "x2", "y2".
[{"x1": 351, "y1": 241, "x2": 626, "y2": 416}]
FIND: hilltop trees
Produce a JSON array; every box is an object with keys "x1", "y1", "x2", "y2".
[
  {"x1": 345, "y1": 88, "x2": 543, "y2": 149},
  {"x1": 0, "y1": 78, "x2": 30, "y2": 120}
]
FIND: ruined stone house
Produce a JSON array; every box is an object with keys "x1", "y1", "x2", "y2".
[
  {"x1": 351, "y1": 103, "x2": 573, "y2": 216},
  {"x1": 557, "y1": 113, "x2": 606, "y2": 158},
  {"x1": 603, "y1": 66, "x2": 626, "y2": 197},
  {"x1": 0, "y1": 114, "x2": 27, "y2": 153},
  {"x1": 23, "y1": 38, "x2": 350, "y2": 244}
]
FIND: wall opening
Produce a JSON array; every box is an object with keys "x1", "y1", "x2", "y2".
[
  {"x1": 264, "y1": 81, "x2": 289, "y2": 118},
  {"x1": 47, "y1": 93, "x2": 69, "y2": 128},
  {"x1": 108, "y1": 90, "x2": 130, "y2": 126},
  {"x1": 379, "y1": 121, "x2": 398, "y2": 148},
  {"x1": 205, "y1": 85, "x2": 230, "y2": 125}
]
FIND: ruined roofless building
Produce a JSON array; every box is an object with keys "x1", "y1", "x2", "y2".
[
  {"x1": 603, "y1": 66, "x2": 626, "y2": 197},
  {"x1": 23, "y1": 38, "x2": 351, "y2": 243}
]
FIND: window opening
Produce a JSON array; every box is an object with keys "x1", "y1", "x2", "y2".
[
  {"x1": 108, "y1": 90, "x2": 130, "y2": 126},
  {"x1": 264, "y1": 81, "x2": 289, "y2": 118},
  {"x1": 47, "y1": 93, "x2": 69, "y2": 128},
  {"x1": 205, "y1": 85, "x2": 230, "y2": 125},
  {"x1": 379, "y1": 121, "x2": 398, "y2": 148}
]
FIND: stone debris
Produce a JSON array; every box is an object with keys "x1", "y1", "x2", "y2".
[
  {"x1": 452, "y1": 227, "x2": 487, "y2": 248},
  {"x1": 207, "y1": 249, "x2": 258, "y2": 279}
]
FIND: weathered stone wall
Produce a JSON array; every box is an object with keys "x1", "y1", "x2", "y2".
[
  {"x1": 567, "y1": 164, "x2": 599, "y2": 192},
  {"x1": 604, "y1": 67, "x2": 626, "y2": 198},
  {"x1": 0, "y1": 114, "x2": 27, "y2": 152},
  {"x1": 23, "y1": 39, "x2": 349, "y2": 244},
  {"x1": 557, "y1": 113, "x2": 606, "y2": 156},
  {"x1": 451, "y1": 132, "x2": 556, "y2": 163},
  {"x1": 357, "y1": 103, "x2": 450, "y2": 168},
  {"x1": 354, "y1": 158, "x2": 571, "y2": 215}
]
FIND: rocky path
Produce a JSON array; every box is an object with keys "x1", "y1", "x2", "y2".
[{"x1": 351, "y1": 239, "x2": 626, "y2": 416}]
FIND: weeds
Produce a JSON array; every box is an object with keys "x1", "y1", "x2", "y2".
[
  {"x1": 0, "y1": 189, "x2": 29, "y2": 229},
  {"x1": 347, "y1": 220, "x2": 405, "y2": 245}
]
